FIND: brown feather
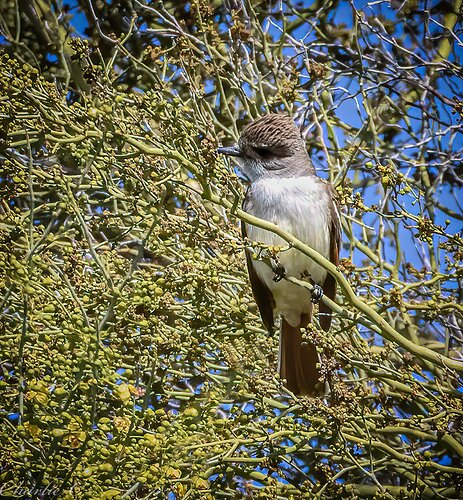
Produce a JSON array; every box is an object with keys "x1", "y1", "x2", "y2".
[
  {"x1": 241, "y1": 222, "x2": 275, "y2": 333},
  {"x1": 279, "y1": 316, "x2": 320, "y2": 395},
  {"x1": 319, "y1": 183, "x2": 341, "y2": 331}
]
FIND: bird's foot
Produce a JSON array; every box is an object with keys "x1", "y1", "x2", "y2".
[
  {"x1": 272, "y1": 259, "x2": 286, "y2": 282},
  {"x1": 311, "y1": 284, "x2": 324, "y2": 303}
]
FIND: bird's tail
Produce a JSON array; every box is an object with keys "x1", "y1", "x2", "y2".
[{"x1": 278, "y1": 317, "x2": 321, "y2": 396}]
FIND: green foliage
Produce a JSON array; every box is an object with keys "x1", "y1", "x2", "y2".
[{"x1": 0, "y1": 1, "x2": 462, "y2": 498}]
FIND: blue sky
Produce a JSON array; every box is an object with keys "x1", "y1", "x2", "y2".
[{"x1": 9, "y1": 0, "x2": 462, "y2": 274}]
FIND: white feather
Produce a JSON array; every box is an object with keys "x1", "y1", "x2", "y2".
[{"x1": 245, "y1": 176, "x2": 331, "y2": 327}]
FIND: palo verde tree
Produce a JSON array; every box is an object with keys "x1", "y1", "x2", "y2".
[{"x1": 0, "y1": 0, "x2": 462, "y2": 498}]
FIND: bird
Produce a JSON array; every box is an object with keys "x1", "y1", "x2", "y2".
[{"x1": 218, "y1": 113, "x2": 341, "y2": 395}]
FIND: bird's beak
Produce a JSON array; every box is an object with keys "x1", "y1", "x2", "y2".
[{"x1": 217, "y1": 145, "x2": 242, "y2": 157}]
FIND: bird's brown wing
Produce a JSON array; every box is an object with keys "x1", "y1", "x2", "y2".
[
  {"x1": 241, "y1": 222, "x2": 275, "y2": 333},
  {"x1": 242, "y1": 188, "x2": 275, "y2": 333},
  {"x1": 319, "y1": 183, "x2": 341, "y2": 331}
]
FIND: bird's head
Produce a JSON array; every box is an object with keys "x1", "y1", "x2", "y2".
[{"x1": 218, "y1": 114, "x2": 313, "y2": 181}]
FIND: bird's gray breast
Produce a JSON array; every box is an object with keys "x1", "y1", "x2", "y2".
[{"x1": 244, "y1": 176, "x2": 331, "y2": 325}]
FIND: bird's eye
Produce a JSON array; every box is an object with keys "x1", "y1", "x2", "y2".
[{"x1": 253, "y1": 147, "x2": 272, "y2": 159}]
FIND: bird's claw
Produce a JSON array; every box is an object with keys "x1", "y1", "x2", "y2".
[
  {"x1": 311, "y1": 284, "x2": 324, "y2": 303},
  {"x1": 272, "y1": 260, "x2": 286, "y2": 282}
]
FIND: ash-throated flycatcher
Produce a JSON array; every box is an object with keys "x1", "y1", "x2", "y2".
[{"x1": 218, "y1": 114, "x2": 341, "y2": 395}]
